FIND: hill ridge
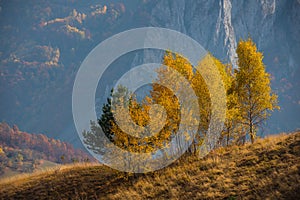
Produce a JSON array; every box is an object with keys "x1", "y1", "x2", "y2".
[{"x1": 0, "y1": 132, "x2": 299, "y2": 199}]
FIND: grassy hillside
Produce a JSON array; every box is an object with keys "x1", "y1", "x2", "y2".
[
  {"x1": 0, "y1": 132, "x2": 299, "y2": 200},
  {"x1": 0, "y1": 159, "x2": 58, "y2": 179}
]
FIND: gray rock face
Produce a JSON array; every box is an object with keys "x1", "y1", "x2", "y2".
[
  {"x1": 134, "y1": 0, "x2": 300, "y2": 133},
  {"x1": 146, "y1": 0, "x2": 298, "y2": 66}
]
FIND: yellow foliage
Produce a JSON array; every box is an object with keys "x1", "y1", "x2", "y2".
[
  {"x1": 235, "y1": 38, "x2": 279, "y2": 143},
  {"x1": 0, "y1": 146, "x2": 4, "y2": 154}
]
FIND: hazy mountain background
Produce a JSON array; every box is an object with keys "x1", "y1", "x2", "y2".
[{"x1": 0, "y1": 0, "x2": 299, "y2": 147}]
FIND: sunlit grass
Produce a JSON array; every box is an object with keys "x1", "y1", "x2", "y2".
[{"x1": 0, "y1": 132, "x2": 299, "y2": 199}]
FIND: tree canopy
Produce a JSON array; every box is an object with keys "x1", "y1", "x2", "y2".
[
  {"x1": 83, "y1": 38, "x2": 280, "y2": 167},
  {"x1": 235, "y1": 38, "x2": 279, "y2": 143}
]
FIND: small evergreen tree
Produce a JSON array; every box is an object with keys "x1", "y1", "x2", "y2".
[{"x1": 98, "y1": 89, "x2": 115, "y2": 142}]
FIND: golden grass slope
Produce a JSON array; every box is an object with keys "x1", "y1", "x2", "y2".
[{"x1": 0, "y1": 132, "x2": 299, "y2": 200}]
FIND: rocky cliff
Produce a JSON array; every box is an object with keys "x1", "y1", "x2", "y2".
[
  {"x1": 135, "y1": 0, "x2": 300, "y2": 133},
  {"x1": 0, "y1": 0, "x2": 299, "y2": 146}
]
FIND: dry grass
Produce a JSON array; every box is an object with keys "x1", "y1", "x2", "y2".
[{"x1": 0, "y1": 132, "x2": 299, "y2": 200}]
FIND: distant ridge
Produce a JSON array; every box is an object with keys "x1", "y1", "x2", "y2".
[{"x1": 0, "y1": 123, "x2": 94, "y2": 177}]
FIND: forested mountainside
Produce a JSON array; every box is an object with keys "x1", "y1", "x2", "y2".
[
  {"x1": 0, "y1": 123, "x2": 93, "y2": 176},
  {"x1": 0, "y1": 0, "x2": 299, "y2": 146}
]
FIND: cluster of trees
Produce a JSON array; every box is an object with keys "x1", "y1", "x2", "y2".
[
  {"x1": 0, "y1": 122, "x2": 93, "y2": 175},
  {"x1": 0, "y1": 146, "x2": 42, "y2": 175},
  {"x1": 84, "y1": 38, "x2": 279, "y2": 162}
]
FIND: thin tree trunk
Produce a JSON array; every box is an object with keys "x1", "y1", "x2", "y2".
[
  {"x1": 242, "y1": 134, "x2": 246, "y2": 145},
  {"x1": 226, "y1": 127, "x2": 230, "y2": 146},
  {"x1": 250, "y1": 122, "x2": 254, "y2": 144}
]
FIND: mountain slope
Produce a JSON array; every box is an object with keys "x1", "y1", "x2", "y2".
[
  {"x1": 0, "y1": 132, "x2": 299, "y2": 200},
  {"x1": 0, "y1": 1, "x2": 299, "y2": 147},
  {"x1": 0, "y1": 123, "x2": 93, "y2": 177}
]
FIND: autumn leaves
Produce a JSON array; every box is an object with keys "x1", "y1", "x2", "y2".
[{"x1": 83, "y1": 38, "x2": 278, "y2": 172}]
